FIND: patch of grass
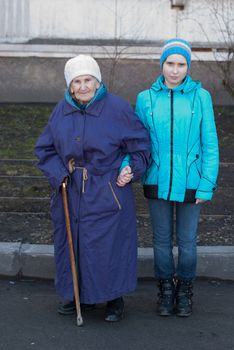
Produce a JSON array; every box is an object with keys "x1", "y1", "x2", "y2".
[
  {"x1": 0, "y1": 104, "x2": 54, "y2": 159},
  {"x1": 0, "y1": 163, "x2": 41, "y2": 176},
  {"x1": 0, "y1": 178, "x2": 50, "y2": 197},
  {"x1": 0, "y1": 103, "x2": 233, "y2": 161}
]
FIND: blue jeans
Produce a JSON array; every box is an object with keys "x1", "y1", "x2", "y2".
[{"x1": 148, "y1": 199, "x2": 201, "y2": 281}]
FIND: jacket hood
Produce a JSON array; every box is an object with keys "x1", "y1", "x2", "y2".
[{"x1": 151, "y1": 75, "x2": 201, "y2": 94}]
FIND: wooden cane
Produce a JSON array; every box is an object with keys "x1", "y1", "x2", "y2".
[{"x1": 61, "y1": 182, "x2": 83, "y2": 326}]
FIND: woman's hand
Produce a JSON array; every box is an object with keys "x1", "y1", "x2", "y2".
[
  {"x1": 196, "y1": 199, "x2": 206, "y2": 204},
  {"x1": 116, "y1": 166, "x2": 133, "y2": 187},
  {"x1": 62, "y1": 176, "x2": 69, "y2": 186},
  {"x1": 68, "y1": 158, "x2": 75, "y2": 173}
]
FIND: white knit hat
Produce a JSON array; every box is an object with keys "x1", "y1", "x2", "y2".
[{"x1": 64, "y1": 54, "x2": 102, "y2": 87}]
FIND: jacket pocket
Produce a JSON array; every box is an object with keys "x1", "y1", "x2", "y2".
[
  {"x1": 187, "y1": 154, "x2": 201, "y2": 188},
  {"x1": 144, "y1": 159, "x2": 159, "y2": 185}
]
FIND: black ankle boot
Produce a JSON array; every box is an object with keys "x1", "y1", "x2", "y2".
[
  {"x1": 105, "y1": 297, "x2": 124, "y2": 322},
  {"x1": 175, "y1": 279, "x2": 193, "y2": 317},
  {"x1": 157, "y1": 279, "x2": 175, "y2": 316},
  {"x1": 58, "y1": 300, "x2": 76, "y2": 315},
  {"x1": 58, "y1": 300, "x2": 95, "y2": 315}
]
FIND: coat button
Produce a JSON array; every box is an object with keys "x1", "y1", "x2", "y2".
[{"x1": 196, "y1": 154, "x2": 199, "y2": 159}]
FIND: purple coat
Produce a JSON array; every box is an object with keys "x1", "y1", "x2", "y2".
[{"x1": 35, "y1": 93, "x2": 150, "y2": 303}]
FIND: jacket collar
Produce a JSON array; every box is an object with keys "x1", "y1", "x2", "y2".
[{"x1": 151, "y1": 75, "x2": 201, "y2": 94}]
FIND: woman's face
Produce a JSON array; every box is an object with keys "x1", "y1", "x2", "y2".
[
  {"x1": 163, "y1": 54, "x2": 188, "y2": 89},
  {"x1": 70, "y1": 75, "x2": 100, "y2": 104}
]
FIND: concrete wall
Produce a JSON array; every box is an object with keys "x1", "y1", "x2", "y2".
[{"x1": 0, "y1": 56, "x2": 233, "y2": 105}]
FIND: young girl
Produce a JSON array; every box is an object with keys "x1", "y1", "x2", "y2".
[{"x1": 136, "y1": 38, "x2": 219, "y2": 317}]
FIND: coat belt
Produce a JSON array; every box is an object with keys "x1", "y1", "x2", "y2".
[
  {"x1": 68, "y1": 159, "x2": 88, "y2": 192},
  {"x1": 75, "y1": 166, "x2": 88, "y2": 193}
]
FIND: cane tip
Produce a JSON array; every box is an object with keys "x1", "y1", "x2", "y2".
[{"x1": 77, "y1": 315, "x2": 84, "y2": 327}]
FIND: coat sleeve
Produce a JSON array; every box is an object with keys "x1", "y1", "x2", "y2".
[
  {"x1": 196, "y1": 90, "x2": 219, "y2": 200},
  {"x1": 34, "y1": 112, "x2": 69, "y2": 191},
  {"x1": 120, "y1": 102, "x2": 150, "y2": 181}
]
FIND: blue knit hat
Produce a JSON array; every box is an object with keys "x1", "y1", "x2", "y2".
[{"x1": 160, "y1": 38, "x2": 191, "y2": 68}]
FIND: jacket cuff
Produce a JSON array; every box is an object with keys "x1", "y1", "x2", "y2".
[
  {"x1": 119, "y1": 154, "x2": 131, "y2": 173},
  {"x1": 195, "y1": 190, "x2": 213, "y2": 201}
]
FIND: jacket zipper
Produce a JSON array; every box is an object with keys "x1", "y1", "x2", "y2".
[
  {"x1": 108, "y1": 182, "x2": 122, "y2": 210},
  {"x1": 167, "y1": 90, "x2": 174, "y2": 200}
]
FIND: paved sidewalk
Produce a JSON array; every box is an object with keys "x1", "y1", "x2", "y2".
[
  {"x1": 0, "y1": 242, "x2": 234, "y2": 281},
  {"x1": 0, "y1": 278, "x2": 234, "y2": 350}
]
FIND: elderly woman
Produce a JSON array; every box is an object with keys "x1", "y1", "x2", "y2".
[{"x1": 35, "y1": 55, "x2": 150, "y2": 322}]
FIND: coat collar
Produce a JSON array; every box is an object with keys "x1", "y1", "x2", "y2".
[
  {"x1": 63, "y1": 82, "x2": 107, "y2": 117},
  {"x1": 63, "y1": 95, "x2": 106, "y2": 117}
]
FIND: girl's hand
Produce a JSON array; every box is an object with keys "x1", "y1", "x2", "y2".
[
  {"x1": 196, "y1": 199, "x2": 206, "y2": 204},
  {"x1": 116, "y1": 166, "x2": 133, "y2": 187}
]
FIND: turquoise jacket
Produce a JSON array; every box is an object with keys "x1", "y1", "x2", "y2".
[{"x1": 135, "y1": 75, "x2": 219, "y2": 202}]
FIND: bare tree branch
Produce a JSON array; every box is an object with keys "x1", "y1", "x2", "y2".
[{"x1": 181, "y1": 0, "x2": 234, "y2": 98}]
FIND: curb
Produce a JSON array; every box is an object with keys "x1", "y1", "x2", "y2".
[{"x1": 0, "y1": 242, "x2": 234, "y2": 280}]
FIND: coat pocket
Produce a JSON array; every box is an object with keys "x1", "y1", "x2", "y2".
[
  {"x1": 50, "y1": 190, "x2": 65, "y2": 226},
  {"x1": 81, "y1": 180, "x2": 122, "y2": 217},
  {"x1": 108, "y1": 181, "x2": 122, "y2": 210}
]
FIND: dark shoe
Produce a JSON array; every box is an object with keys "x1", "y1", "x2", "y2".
[
  {"x1": 175, "y1": 280, "x2": 193, "y2": 317},
  {"x1": 58, "y1": 300, "x2": 76, "y2": 315},
  {"x1": 157, "y1": 279, "x2": 175, "y2": 316},
  {"x1": 105, "y1": 297, "x2": 124, "y2": 322},
  {"x1": 81, "y1": 303, "x2": 96, "y2": 311},
  {"x1": 58, "y1": 300, "x2": 96, "y2": 315}
]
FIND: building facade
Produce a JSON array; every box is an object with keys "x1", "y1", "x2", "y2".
[{"x1": 0, "y1": 0, "x2": 233, "y2": 104}]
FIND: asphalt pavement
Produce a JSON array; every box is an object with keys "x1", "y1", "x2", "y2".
[{"x1": 0, "y1": 277, "x2": 234, "y2": 350}]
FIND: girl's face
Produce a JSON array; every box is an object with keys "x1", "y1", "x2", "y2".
[
  {"x1": 70, "y1": 75, "x2": 100, "y2": 104},
  {"x1": 162, "y1": 54, "x2": 188, "y2": 89}
]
